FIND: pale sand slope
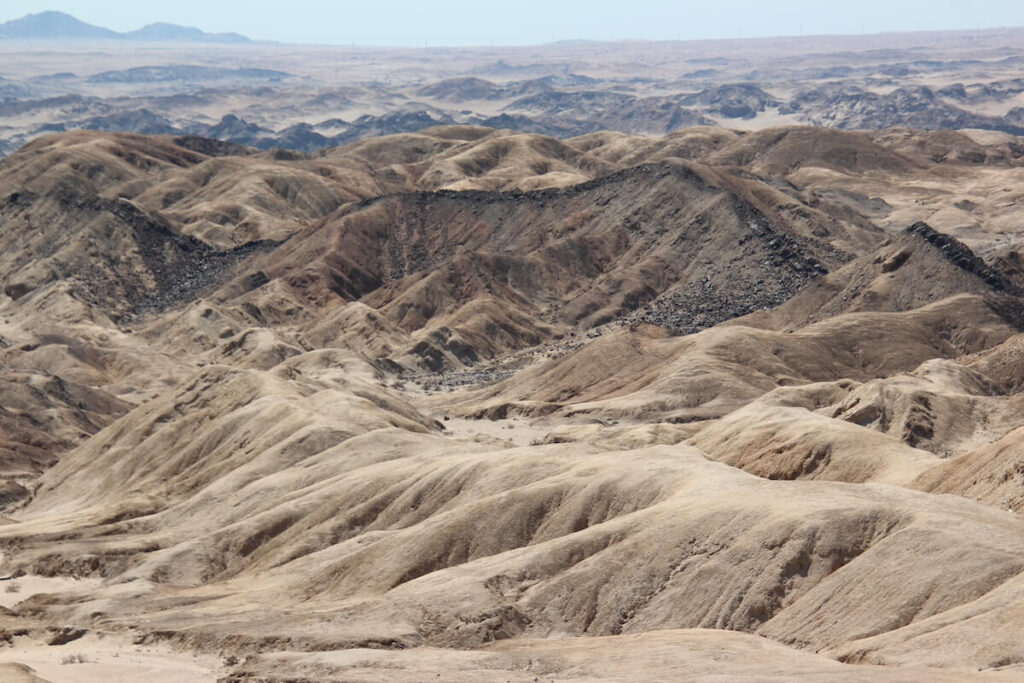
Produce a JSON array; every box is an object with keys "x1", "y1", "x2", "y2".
[
  {"x1": 227, "y1": 629, "x2": 1022, "y2": 682},
  {"x1": 0, "y1": 633, "x2": 221, "y2": 683},
  {"x1": 0, "y1": 576, "x2": 220, "y2": 682},
  {"x1": 0, "y1": 576, "x2": 101, "y2": 610},
  {"x1": 0, "y1": 663, "x2": 48, "y2": 683},
  {"x1": 9, "y1": 433, "x2": 1024, "y2": 669}
]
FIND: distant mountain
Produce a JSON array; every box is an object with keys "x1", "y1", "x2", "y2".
[
  {"x1": 123, "y1": 23, "x2": 249, "y2": 43},
  {"x1": 0, "y1": 10, "x2": 119, "y2": 39},
  {"x1": 0, "y1": 11, "x2": 250, "y2": 43}
]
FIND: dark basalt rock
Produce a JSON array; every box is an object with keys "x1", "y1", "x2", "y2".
[{"x1": 904, "y1": 222, "x2": 1022, "y2": 295}]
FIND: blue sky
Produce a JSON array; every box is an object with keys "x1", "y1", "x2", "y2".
[{"x1": 1, "y1": 1, "x2": 1021, "y2": 45}]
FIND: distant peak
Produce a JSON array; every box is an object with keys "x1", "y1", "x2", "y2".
[{"x1": 0, "y1": 11, "x2": 249, "y2": 42}]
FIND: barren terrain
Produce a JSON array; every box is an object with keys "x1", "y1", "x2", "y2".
[
  {"x1": 0, "y1": 120, "x2": 1022, "y2": 680},
  {"x1": 1, "y1": 24, "x2": 1024, "y2": 683},
  {"x1": 5, "y1": 26, "x2": 1024, "y2": 155}
]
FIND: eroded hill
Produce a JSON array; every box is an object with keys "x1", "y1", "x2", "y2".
[{"x1": 1, "y1": 126, "x2": 1024, "y2": 682}]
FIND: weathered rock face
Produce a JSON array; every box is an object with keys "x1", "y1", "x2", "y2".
[{"x1": 252, "y1": 161, "x2": 852, "y2": 365}]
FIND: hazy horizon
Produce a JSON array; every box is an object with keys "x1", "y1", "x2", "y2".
[{"x1": 1, "y1": 1, "x2": 1022, "y2": 46}]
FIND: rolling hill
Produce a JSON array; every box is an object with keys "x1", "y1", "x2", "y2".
[{"x1": 2, "y1": 125, "x2": 1024, "y2": 681}]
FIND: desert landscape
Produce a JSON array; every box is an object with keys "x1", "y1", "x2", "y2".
[
  {"x1": 2, "y1": 9, "x2": 1024, "y2": 683},
  {"x1": 4, "y1": 12, "x2": 1024, "y2": 156}
]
